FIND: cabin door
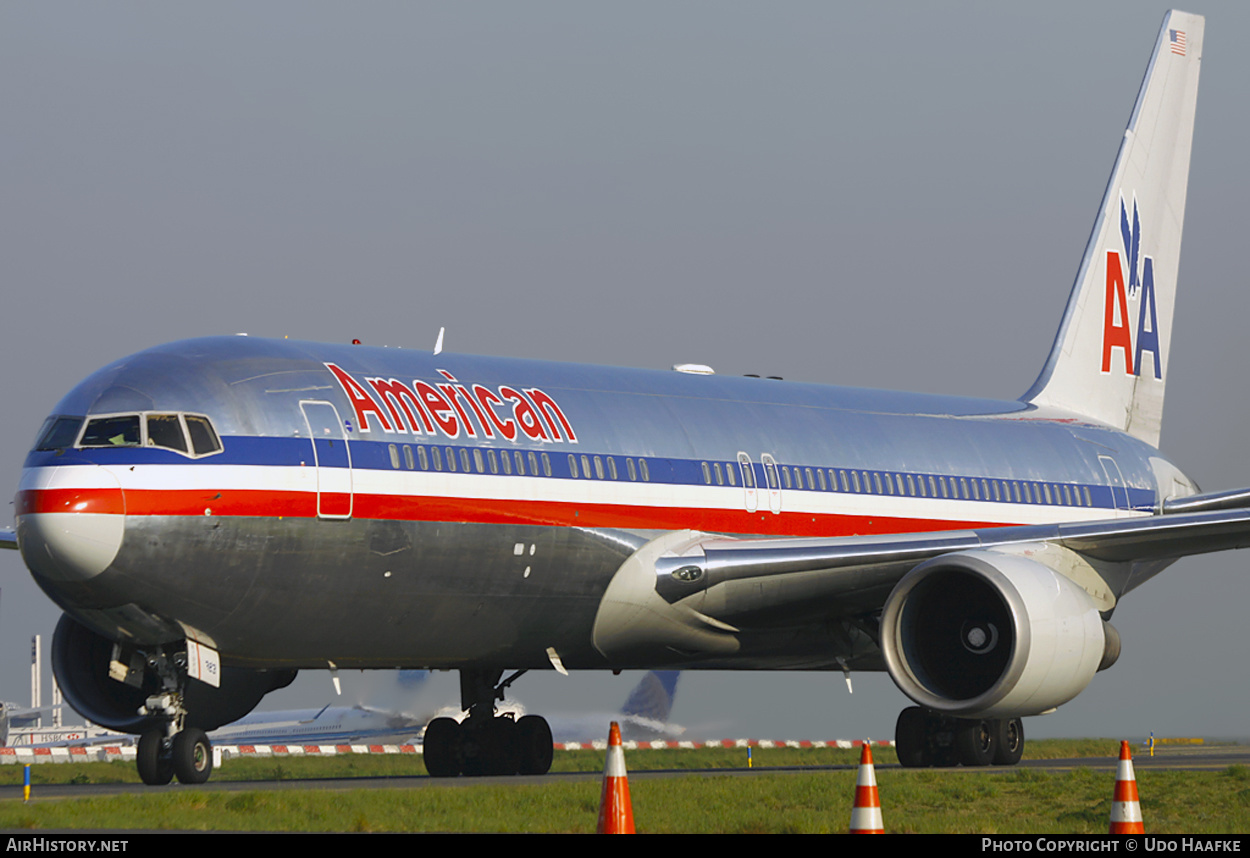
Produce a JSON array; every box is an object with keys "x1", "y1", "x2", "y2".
[
  {"x1": 300, "y1": 400, "x2": 354, "y2": 519},
  {"x1": 1098, "y1": 455, "x2": 1130, "y2": 512}
]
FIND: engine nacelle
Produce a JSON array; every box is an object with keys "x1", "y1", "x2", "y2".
[
  {"x1": 52, "y1": 613, "x2": 296, "y2": 733},
  {"x1": 880, "y1": 550, "x2": 1110, "y2": 718}
]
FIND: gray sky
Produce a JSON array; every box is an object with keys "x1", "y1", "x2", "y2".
[{"x1": 3, "y1": 1, "x2": 1249, "y2": 742}]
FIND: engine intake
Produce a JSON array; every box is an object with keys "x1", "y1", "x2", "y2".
[
  {"x1": 880, "y1": 550, "x2": 1110, "y2": 718},
  {"x1": 52, "y1": 613, "x2": 296, "y2": 733}
]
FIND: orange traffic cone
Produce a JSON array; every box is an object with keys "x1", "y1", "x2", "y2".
[
  {"x1": 597, "y1": 721, "x2": 635, "y2": 834},
  {"x1": 849, "y1": 741, "x2": 884, "y2": 834},
  {"x1": 1109, "y1": 740, "x2": 1144, "y2": 834}
]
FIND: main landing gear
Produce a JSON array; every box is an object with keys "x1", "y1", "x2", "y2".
[
  {"x1": 423, "y1": 669, "x2": 554, "y2": 777},
  {"x1": 894, "y1": 706, "x2": 1024, "y2": 768}
]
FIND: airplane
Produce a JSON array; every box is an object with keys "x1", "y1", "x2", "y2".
[
  {"x1": 207, "y1": 702, "x2": 426, "y2": 747},
  {"x1": 205, "y1": 669, "x2": 432, "y2": 747},
  {"x1": 1, "y1": 9, "x2": 1235, "y2": 783},
  {"x1": 427, "y1": 670, "x2": 685, "y2": 747}
]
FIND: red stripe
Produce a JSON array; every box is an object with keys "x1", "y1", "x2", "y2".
[
  {"x1": 18, "y1": 487, "x2": 1014, "y2": 537},
  {"x1": 1114, "y1": 780, "x2": 1140, "y2": 802},
  {"x1": 855, "y1": 785, "x2": 880, "y2": 806},
  {"x1": 17, "y1": 488, "x2": 124, "y2": 516}
]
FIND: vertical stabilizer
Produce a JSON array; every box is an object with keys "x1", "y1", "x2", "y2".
[{"x1": 1023, "y1": 11, "x2": 1202, "y2": 448}]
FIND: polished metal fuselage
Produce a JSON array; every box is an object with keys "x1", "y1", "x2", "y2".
[{"x1": 15, "y1": 336, "x2": 1180, "y2": 673}]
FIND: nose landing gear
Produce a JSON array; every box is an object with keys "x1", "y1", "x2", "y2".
[{"x1": 134, "y1": 655, "x2": 215, "y2": 786}]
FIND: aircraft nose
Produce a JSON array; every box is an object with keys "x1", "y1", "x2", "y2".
[{"x1": 16, "y1": 466, "x2": 125, "y2": 583}]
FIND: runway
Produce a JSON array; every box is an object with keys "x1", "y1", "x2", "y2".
[{"x1": 3, "y1": 742, "x2": 1245, "y2": 801}]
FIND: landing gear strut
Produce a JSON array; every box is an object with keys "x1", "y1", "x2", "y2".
[
  {"x1": 422, "y1": 669, "x2": 553, "y2": 777},
  {"x1": 133, "y1": 651, "x2": 215, "y2": 785},
  {"x1": 895, "y1": 706, "x2": 1024, "y2": 767}
]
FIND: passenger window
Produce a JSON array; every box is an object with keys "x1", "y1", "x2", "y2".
[
  {"x1": 473, "y1": 448, "x2": 485, "y2": 473},
  {"x1": 568, "y1": 454, "x2": 578, "y2": 478},
  {"x1": 488, "y1": 449, "x2": 498, "y2": 474},
  {"x1": 418, "y1": 445, "x2": 429, "y2": 470},
  {"x1": 445, "y1": 447, "x2": 457, "y2": 472},
  {"x1": 404, "y1": 445, "x2": 414, "y2": 470},
  {"x1": 626, "y1": 458, "x2": 636, "y2": 481},
  {"x1": 639, "y1": 459, "x2": 650, "y2": 481},
  {"x1": 542, "y1": 452, "x2": 552, "y2": 477},
  {"x1": 389, "y1": 444, "x2": 400, "y2": 469},
  {"x1": 515, "y1": 451, "x2": 526, "y2": 476},
  {"x1": 529, "y1": 452, "x2": 540, "y2": 476}
]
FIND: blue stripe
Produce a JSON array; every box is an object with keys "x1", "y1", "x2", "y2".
[{"x1": 24, "y1": 435, "x2": 1154, "y2": 513}]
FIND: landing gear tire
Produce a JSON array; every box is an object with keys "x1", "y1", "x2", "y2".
[
  {"x1": 485, "y1": 716, "x2": 520, "y2": 776},
  {"x1": 516, "y1": 715, "x2": 553, "y2": 776},
  {"x1": 896, "y1": 707, "x2": 1026, "y2": 768},
  {"x1": 895, "y1": 707, "x2": 929, "y2": 768},
  {"x1": 992, "y1": 717, "x2": 1024, "y2": 766},
  {"x1": 172, "y1": 727, "x2": 213, "y2": 785},
  {"x1": 423, "y1": 717, "x2": 463, "y2": 778},
  {"x1": 954, "y1": 719, "x2": 996, "y2": 767},
  {"x1": 137, "y1": 730, "x2": 173, "y2": 786}
]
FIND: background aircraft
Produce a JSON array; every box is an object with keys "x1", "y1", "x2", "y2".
[{"x1": 2, "y1": 2, "x2": 1250, "y2": 749}]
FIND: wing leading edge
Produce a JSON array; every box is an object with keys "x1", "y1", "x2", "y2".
[{"x1": 591, "y1": 503, "x2": 1250, "y2": 717}]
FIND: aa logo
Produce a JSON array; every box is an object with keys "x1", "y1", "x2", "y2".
[{"x1": 1101, "y1": 195, "x2": 1162, "y2": 379}]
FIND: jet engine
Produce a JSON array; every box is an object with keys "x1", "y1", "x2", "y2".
[
  {"x1": 880, "y1": 549, "x2": 1115, "y2": 718},
  {"x1": 52, "y1": 613, "x2": 296, "y2": 733}
]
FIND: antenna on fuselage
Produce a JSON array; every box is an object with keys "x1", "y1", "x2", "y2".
[{"x1": 433, "y1": 327, "x2": 445, "y2": 356}]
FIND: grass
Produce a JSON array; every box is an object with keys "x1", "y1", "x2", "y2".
[{"x1": 0, "y1": 740, "x2": 1245, "y2": 833}]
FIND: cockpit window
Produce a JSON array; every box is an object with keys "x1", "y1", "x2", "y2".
[
  {"x1": 146, "y1": 414, "x2": 188, "y2": 453},
  {"x1": 33, "y1": 416, "x2": 84, "y2": 451},
  {"x1": 80, "y1": 415, "x2": 142, "y2": 447},
  {"x1": 72, "y1": 412, "x2": 224, "y2": 457},
  {"x1": 184, "y1": 415, "x2": 222, "y2": 456}
]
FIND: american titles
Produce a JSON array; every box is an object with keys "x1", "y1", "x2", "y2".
[{"x1": 324, "y1": 363, "x2": 578, "y2": 444}]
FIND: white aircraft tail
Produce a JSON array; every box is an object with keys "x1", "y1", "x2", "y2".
[{"x1": 1022, "y1": 11, "x2": 1203, "y2": 448}]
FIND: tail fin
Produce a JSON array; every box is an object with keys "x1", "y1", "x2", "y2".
[
  {"x1": 1023, "y1": 11, "x2": 1203, "y2": 448},
  {"x1": 620, "y1": 671, "x2": 680, "y2": 723}
]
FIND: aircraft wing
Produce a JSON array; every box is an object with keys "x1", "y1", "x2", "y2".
[
  {"x1": 0, "y1": 530, "x2": 15, "y2": 550},
  {"x1": 593, "y1": 503, "x2": 1250, "y2": 719},
  {"x1": 634, "y1": 505, "x2": 1250, "y2": 618}
]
